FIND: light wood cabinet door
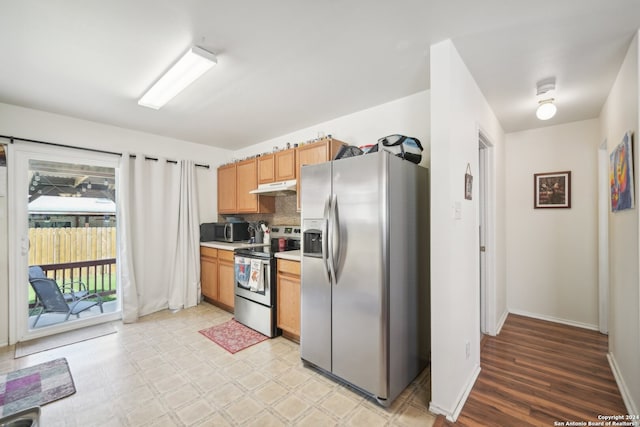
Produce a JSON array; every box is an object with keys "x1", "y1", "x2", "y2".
[
  {"x1": 296, "y1": 139, "x2": 346, "y2": 210},
  {"x1": 258, "y1": 154, "x2": 275, "y2": 184},
  {"x1": 217, "y1": 163, "x2": 237, "y2": 214},
  {"x1": 200, "y1": 248, "x2": 218, "y2": 301},
  {"x1": 218, "y1": 159, "x2": 275, "y2": 215},
  {"x1": 277, "y1": 259, "x2": 301, "y2": 340},
  {"x1": 275, "y1": 149, "x2": 296, "y2": 181},
  {"x1": 218, "y1": 251, "x2": 235, "y2": 309},
  {"x1": 236, "y1": 159, "x2": 258, "y2": 213}
]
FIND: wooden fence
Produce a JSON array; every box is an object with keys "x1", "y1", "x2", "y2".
[
  {"x1": 29, "y1": 227, "x2": 116, "y2": 266},
  {"x1": 29, "y1": 227, "x2": 117, "y2": 293}
]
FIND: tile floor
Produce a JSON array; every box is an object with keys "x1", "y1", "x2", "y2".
[{"x1": 0, "y1": 302, "x2": 434, "y2": 426}]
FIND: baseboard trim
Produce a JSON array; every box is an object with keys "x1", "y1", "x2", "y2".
[
  {"x1": 607, "y1": 352, "x2": 639, "y2": 416},
  {"x1": 495, "y1": 309, "x2": 508, "y2": 335},
  {"x1": 428, "y1": 402, "x2": 449, "y2": 419},
  {"x1": 449, "y1": 365, "x2": 481, "y2": 421},
  {"x1": 508, "y1": 309, "x2": 599, "y2": 331},
  {"x1": 429, "y1": 364, "x2": 481, "y2": 422}
]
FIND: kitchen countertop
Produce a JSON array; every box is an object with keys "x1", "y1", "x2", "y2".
[
  {"x1": 200, "y1": 241, "x2": 268, "y2": 251},
  {"x1": 275, "y1": 250, "x2": 301, "y2": 262},
  {"x1": 200, "y1": 242, "x2": 301, "y2": 261}
]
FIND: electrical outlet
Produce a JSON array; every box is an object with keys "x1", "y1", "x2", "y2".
[{"x1": 465, "y1": 341, "x2": 470, "y2": 359}]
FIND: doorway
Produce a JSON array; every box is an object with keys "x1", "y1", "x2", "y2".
[
  {"x1": 478, "y1": 130, "x2": 496, "y2": 337},
  {"x1": 479, "y1": 141, "x2": 487, "y2": 334},
  {"x1": 597, "y1": 141, "x2": 609, "y2": 334},
  {"x1": 9, "y1": 142, "x2": 122, "y2": 343}
]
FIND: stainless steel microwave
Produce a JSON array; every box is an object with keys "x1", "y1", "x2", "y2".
[{"x1": 200, "y1": 222, "x2": 250, "y2": 243}]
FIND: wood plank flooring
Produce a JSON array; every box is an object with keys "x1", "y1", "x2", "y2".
[{"x1": 434, "y1": 314, "x2": 628, "y2": 427}]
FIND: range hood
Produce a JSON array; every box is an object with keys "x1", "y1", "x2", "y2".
[{"x1": 249, "y1": 179, "x2": 297, "y2": 196}]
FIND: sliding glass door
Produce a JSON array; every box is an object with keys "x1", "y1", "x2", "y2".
[{"x1": 10, "y1": 142, "x2": 122, "y2": 342}]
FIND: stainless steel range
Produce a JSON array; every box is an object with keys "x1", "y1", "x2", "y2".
[{"x1": 234, "y1": 225, "x2": 300, "y2": 337}]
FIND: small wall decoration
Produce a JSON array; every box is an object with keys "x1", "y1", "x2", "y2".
[
  {"x1": 464, "y1": 163, "x2": 473, "y2": 200},
  {"x1": 610, "y1": 131, "x2": 634, "y2": 212},
  {"x1": 534, "y1": 171, "x2": 571, "y2": 208}
]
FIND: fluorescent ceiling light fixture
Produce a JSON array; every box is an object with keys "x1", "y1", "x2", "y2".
[
  {"x1": 536, "y1": 99, "x2": 557, "y2": 120},
  {"x1": 138, "y1": 46, "x2": 217, "y2": 109}
]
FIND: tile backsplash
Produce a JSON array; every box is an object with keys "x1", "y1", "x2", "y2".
[{"x1": 218, "y1": 193, "x2": 300, "y2": 226}]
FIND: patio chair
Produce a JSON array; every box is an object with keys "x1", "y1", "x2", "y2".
[
  {"x1": 28, "y1": 266, "x2": 89, "y2": 302},
  {"x1": 29, "y1": 277, "x2": 104, "y2": 327}
]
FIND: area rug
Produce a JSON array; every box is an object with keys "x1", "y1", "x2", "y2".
[
  {"x1": 0, "y1": 358, "x2": 75, "y2": 416},
  {"x1": 15, "y1": 322, "x2": 117, "y2": 358},
  {"x1": 199, "y1": 319, "x2": 268, "y2": 354}
]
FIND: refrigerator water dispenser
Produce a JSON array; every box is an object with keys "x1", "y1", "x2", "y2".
[{"x1": 302, "y1": 220, "x2": 324, "y2": 258}]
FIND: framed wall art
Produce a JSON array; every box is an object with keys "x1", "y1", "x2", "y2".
[
  {"x1": 464, "y1": 163, "x2": 473, "y2": 200},
  {"x1": 610, "y1": 131, "x2": 634, "y2": 212},
  {"x1": 534, "y1": 171, "x2": 571, "y2": 209}
]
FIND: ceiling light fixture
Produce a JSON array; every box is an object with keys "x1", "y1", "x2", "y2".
[
  {"x1": 138, "y1": 46, "x2": 217, "y2": 110},
  {"x1": 535, "y1": 78, "x2": 557, "y2": 121},
  {"x1": 536, "y1": 99, "x2": 557, "y2": 120}
]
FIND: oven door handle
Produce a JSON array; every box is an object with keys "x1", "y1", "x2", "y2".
[{"x1": 262, "y1": 260, "x2": 270, "y2": 291}]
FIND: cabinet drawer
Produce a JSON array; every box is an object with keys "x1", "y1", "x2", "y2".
[
  {"x1": 200, "y1": 247, "x2": 218, "y2": 259},
  {"x1": 278, "y1": 259, "x2": 300, "y2": 276},
  {"x1": 218, "y1": 249, "x2": 235, "y2": 262}
]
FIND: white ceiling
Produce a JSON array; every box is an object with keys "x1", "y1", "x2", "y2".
[{"x1": 1, "y1": 1, "x2": 639, "y2": 150}]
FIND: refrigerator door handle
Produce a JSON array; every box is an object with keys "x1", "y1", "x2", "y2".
[
  {"x1": 320, "y1": 218, "x2": 331, "y2": 284},
  {"x1": 322, "y1": 196, "x2": 333, "y2": 284},
  {"x1": 328, "y1": 194, "x2": 339, "y2": 284}
]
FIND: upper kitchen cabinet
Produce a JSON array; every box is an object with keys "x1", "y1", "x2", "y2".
[
  {"x1": 258, "y1": 149, "x2": 296, "y2": 184},
  {"x1": 218, "y1": 159, "x2": 275, "y2": 215},
  {"x1": 296, "y1": 138, "x2": 346, "y2": 210},
  {"x1": 217, "y1": 163, "x2": 237, "y2": 214},
  {"x1": 275, "y1": 149, "x2": 296, "y2": 181},
  {"x1": 257, "y1": 154, "x2": 275, "y2": 184}
]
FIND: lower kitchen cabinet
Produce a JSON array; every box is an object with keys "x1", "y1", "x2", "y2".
[
  {"x1": 217, "y1": 249, "x2": 236, "y2": 309},
  {"x1": 200, "y1": 247, "x2": 235, "y2": 312},
  {"x1": 277, "y1": 258, "x2": 300, "y2": 341},
  {"x1": 200, "y1": 247, "x2": 218, "y2": 301}
]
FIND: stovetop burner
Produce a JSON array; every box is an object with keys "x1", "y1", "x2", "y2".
[
  {"x1": 235, "y1": 245, "x2": 273, "y2": 259},
  {"x1": 235, "y1": 224, "x2": 300, "y2": 259}
]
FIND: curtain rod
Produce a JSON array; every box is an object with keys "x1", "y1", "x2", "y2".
[{"x1": 0, "y1": 134, "x2": 210, "y2": 169}]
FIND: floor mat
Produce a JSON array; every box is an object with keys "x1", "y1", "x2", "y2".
[
  {"x1": 199, "y1": 319, "x2": 268, "y2": 354},
  {"x1": 15, "y1": 322, "x2": 117, "y2": 358},
  {"x1": 0, "y1": 358, "x2": 75, "y2": 416}
]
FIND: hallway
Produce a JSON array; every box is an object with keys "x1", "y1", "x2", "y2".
[{"x1": 435, "y1": 314, "x2": 627, "y2": 426}]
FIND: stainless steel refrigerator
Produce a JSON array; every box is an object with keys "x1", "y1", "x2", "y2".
[{"x1": 300, "y1": 150, "x2": 429, "y2": 406}]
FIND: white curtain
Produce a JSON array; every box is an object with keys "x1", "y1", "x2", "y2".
[
  {"x1": 168, "y1": 160, "x2": 201, "y2": 310},
  {"x1": 118, "y1": 153, "x2": 201, "y2": 322}
]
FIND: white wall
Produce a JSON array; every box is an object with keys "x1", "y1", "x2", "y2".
[
  {"x1": 0, "y1": 102, "x2": 231, "y2": 346},
  {"x1": 233, "y1": 91, "x2": 430, "y2": 167},
  {"x1": 0, "y1": 102, "x2": 231, "y2": 222},
  {"x1": 505, "y1": 119, "x2": 600, "y2": 328},
  {"x1": 429, "y1": 39, "x2": 505, "y2": 420},
  {"x1": 599, "y1": 33, "x2": 640, "y2": 415}
]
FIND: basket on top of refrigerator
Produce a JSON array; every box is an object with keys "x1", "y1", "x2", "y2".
[{"x1": 368, "y1": 134, "x2": 423, "y2": 164}]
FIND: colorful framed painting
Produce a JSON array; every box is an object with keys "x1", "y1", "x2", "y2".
[
  {"x1": 534, "y1": 171, "x2": 571, "y2": 209},
  {"x1": 610, "y1": 132, "x2": 634, "y2": 212}
]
